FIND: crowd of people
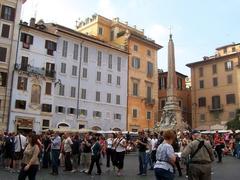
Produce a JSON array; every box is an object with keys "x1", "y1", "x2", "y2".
[{"x1": 0, "y1": 129, "x2": 239, "y2": 180}]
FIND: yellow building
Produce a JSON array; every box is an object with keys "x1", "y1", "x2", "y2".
[
  {"x1": 187, "y1": 43, "x2": 240, "y2": 130},
  {"x1": 77, "y1": 15, "x2": 162, "y2": 131},
  {"x1": 0, "y1": 0, "x2": 24, "y2": 131}
]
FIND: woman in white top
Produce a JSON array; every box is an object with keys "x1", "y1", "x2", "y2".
[
  {"x1": 106, "y1": 133, "x2": 114, "y2": 169},
  {"x1": 113, "y1": 132, "x2": 126, "y2": 176}
]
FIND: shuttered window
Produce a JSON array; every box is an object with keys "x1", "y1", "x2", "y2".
[
  {"x1": 1, "y1": 5, "x2": 15, "y2": 21},
  {"x1": 1, "y1": 24, "x2": 10, "y2": 38},
  {"x1": 0, "y1": 47, "x2": 7, "y2": 62}
]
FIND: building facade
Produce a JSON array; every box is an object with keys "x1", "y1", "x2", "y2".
[
  {"x1": 77, "y1": 15, "x2": 162, "y2": 131},
  {"x1": 0, "y1": 0, "x2": 25, "y2": 131},
  {"x1": 187, "y1": 43, "x2": 240, "y2": 130},
  {"x1": 8, "y1": 19, "x2": 58, "y2": 132},
  {"x1": 158, "y1": 70, "x2": 192, "y2": 127}
]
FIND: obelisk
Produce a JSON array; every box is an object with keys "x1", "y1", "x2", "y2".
[{"x1": 159, "y1": 34, "x2": 187, "y2": 130}]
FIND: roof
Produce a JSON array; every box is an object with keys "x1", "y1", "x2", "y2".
[
  {"x1": 158, "y1": 70, "x2": 188, "y2": 78},
  {"x1": 46, "y1": 23, "x2": 129, "y2": 54},
  {"x1": 186, "y1": 52, "x2": 240, "y2": 67},
  {"x1": 216, "y1": 43, "x2": 240, "y2": 50}
]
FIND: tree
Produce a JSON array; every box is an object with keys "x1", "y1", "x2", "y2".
[{"x1": 227, "y1": 109, "x2": 240, "y2": 130}]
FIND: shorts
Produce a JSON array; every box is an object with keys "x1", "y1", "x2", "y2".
[
  {"x1": 13, "y1": 151, "x2": 24, "y2": 160},
  {"x1": 4, "y1": 151, "x2": 13, "y2": 159}
]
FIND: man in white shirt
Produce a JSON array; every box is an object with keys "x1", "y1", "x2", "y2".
[
  {"x1": 13, "y1": 132, "x2": 27, "y2": 172},
  {"x1": 64, "y1": 133, "x2": 73, "y2": 171},
  {"x1": 151, "y1": 134, "x2": 158, "y2": 164}
]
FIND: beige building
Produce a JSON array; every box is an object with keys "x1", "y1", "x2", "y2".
[
  {"x1": 0, "y1": 0, "x2": 24, "y2": 131},
  {"x1": 77, "y1": 15, "x2": 162, "y2": 131},
  {"x1": 187, "y1": 43, "x2": 240, "y2": 130}
]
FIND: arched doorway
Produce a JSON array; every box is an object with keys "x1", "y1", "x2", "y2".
[
  {"x1": 112, "y1": 128, "x2": 121, "y2": 131},
  {"x1": 92, "y1": 126, "x2": 101, "y2": 131},
  {"x1": 57, "y1": 122, "x2": 69, "y2": 128}
]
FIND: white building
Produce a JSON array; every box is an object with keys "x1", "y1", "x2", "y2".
[
  {"x1": 48, "y1": 24, "x2": 128, "y2": 131},
  {"x1": 0, "y1": 0, "x2": 25, "y2": 131},
  {"x1": 8, "y1": 19, "x2": 58, "y2": 132}
]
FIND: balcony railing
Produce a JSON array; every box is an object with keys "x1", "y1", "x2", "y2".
[
  {"x1": 144, "y1": 98, "x2": 155, "y2": 106},
  {"x1": 45, "y1": 70, "x2": 56, "y2": 79},
  {"x1": 208, "y1": 104, "x2": 224, "y2": 112}
]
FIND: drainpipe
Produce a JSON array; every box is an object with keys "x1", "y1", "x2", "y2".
[
  {"x1": 76, "y1": 41, "x2": 84, "y2": 120},
  {"x1": 6, "y1": 23, "x2": 21, "y2": 132}
]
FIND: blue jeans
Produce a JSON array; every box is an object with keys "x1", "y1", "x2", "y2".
[
  {"x1": 138, "y1": 151, "x2": 147, "y2": 174},
  {"x1": 51, "y1": 149, "x2": 60, "y2": 174},
  {"x1": 146, "y1": 151, "x2": 153, "y2": 169},
  {"x1": 154, "y1": 168, "x2": 174, "y2": 180}
]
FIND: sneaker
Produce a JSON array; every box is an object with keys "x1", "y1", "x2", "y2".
[
  {"x1": 71, "y1": 169, "x2": 76, "y2": 173},
  {"x1": 142, "y1": 173, "x2": 147, "y2": 176}
]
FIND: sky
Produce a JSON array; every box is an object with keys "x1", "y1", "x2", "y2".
[{"x1": 21, "y1": 0, "x2": 240, "y2": 76}]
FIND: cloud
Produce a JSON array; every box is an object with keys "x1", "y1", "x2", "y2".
[{"x1": 97, "y1": 0, "x2": 116, "y2": 18}]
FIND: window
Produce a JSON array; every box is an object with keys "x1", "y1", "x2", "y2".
[
  {"x1": 15, "y1": 100, "x2": 26, "y2": 109},
  {"x1": 147, "y1": 86, "x2": 152, "y2": 100},
  {"x1": 107, "y1": 93, "x2": 111, "y2": 103},
  {"x1": 177, "y1": 78, "x2": 183, "y2": 90},
  {"x1": 83, "y1": 47, "x2": 88, "y2": 63},
  {"x1": 107, "y1": 74, "x2": 112, "y2": 84},
  {"x1": 226, "y1": 94, "x2": 235, "y2": 104},
  {"x1": 110, "y1": 30, "x2": 114, "y2": 41},
  {"x1": 147, "y1": 62, "x2": 153, "y2": 77},
  {"x1": 179, "y1": 101, "x2": 182, "y2": 107},
  {"x1": 45, "y1": 40, "x2": 57, "y2": 55},
  {"x1": 68, "y1": 108, "x2": 76, "y2": 115},
  {"x1": 62, "y1": 40, "x2": 68, "y2": 57},
  {"x1": 117, "y1": 76, "x2": 120, "y2": 86},
  {"x1": 60, "y1": 63, "x2": 66, "y2": 73},
  {"x1": 73, "y1": 44, "x2": 79, "y2": 60},
  {"x1": 20, "y1": 56, "x2": 28, "y2": 70},
  {"x1": 79, "y1": 124, "x2": 85, "y2": 129},
  {"x1": 0, "y1": 72, "x2": 7, "y2": 87},
  {"x1": 93, "y1": 111, "x2": 101, "y2": 118},
  {"x1": 97, "y1": 71, "x2": 101, "y2": 81},
  {"x1": 21, "y1": 33, "x2": 34, "y2": 49},
  {"x1": 132, "y1": 57, "x2": 140, "y2": 69},
  {"x1": 116, "y1": 95, "x2": 120, "y2": 105},
  {"x1": 56, "y1": 106, "x2": 65, "y2": 113},
  {"x1": 212, "y1": 64, "x2": 217, "y2": 74},
  {"x1": 132, "y1": 109, "x2": 138, "y2": 118},
  {"x1": 147, "y1": 49, "x2": 151, "y2": 56},
  {"x1": 213, "y1": 77, "x2": 218, "y2": 87},
  {"x1": 199, "y1": 80, "x2": 204, "y2": 89},
  {"x1": 133, "y1": 82, "x2": 138, "y2": 96},
  {"x1": 223, "y1": 48, "x2": 227, "y2": 54},
  {"x1": 227, "y1": 74, "x2": 233, "y2": 84},
  {"x1": 70, "y1": 87, "x2": 76, "y2": 98},
  {"x1": 0, "y1": 47, "x2": 7, "y2": 62},
  {"x1": 225, "y1": 61, "x2": 233, "y2": 71},
  {"x1": 42, "y1": 104, "x2": 52, "y2": 113},
  {"x1": 96, "y1": 91, "x2": 100, "y2": 102},
  {"x1": 159, "y1": 77, "x2": 167, "y2": 89},
  {"x1": 59, "y1": 85, "x2": 65, "y2": 96},
  {"x1": 42, "y1": 119, "x2": 50, "y2": 130},
  {"x1": 108, "y1": 54, "x2": 112, "y2": 69},
  {"x1": 114, "y1": 113, "x2": 121, "y2": 120},
  {"x1": 200, "y1": 114, "x2": 205, "y2": 121},
  {"x1": 1, "y1": 24, "x2": 10, "y2": 38},
  {"x1": 232, "y1": 47, "x2": 236, "y2": 52},
  {"x1": 45, "y1": 82, "x2": 51, "y2": 95},
  {"x1": 97, "y1": 51, "x2": 102, "y2": 66},
  {"x1": 82, "y1": 68, "x2": 87, "y2": 78},
  {"x1": 45, "y1": 63, "x2": 55, "y2": 78},
  {"x1": 133, "y1": 45, "x2": 138, "y2": 51},
  {"x1": 81, "y1": 89, "x2": 86, "y2": 99},
  {"x1": 117, "y1": 57, "x2": 121, "y2": 71},
  {"x1": 199, "y1": 67, "x2": 203, "y2": 77},
  {"x1": 31, "y1": 84, "x2": 41, "y2": 104},
  {"x1": 79, "y1": 109, "x2": 87, "y2": 116},
  {"x1": 98, "y1": 27, "x2": 103, "y2": 35},
  {"x1": 161, "y1": 100, "x2": 165, "y2": 109},
  {"x1": 17, "y1": 77, "x2": 27, "y2": 90},
  {"x1": 147, "y1": 111, "x2": 151, "y2": 120},
  {"x1": 198, "y1": 97, "x2": 206, "y2": 107},
  {"x1": 212, "y1": 96, "x2": 220, "y2": 109},
  {"x1": 72, "y1": 65, "x2": 77, "y2": 76},
  {"x1": 1, "y1": 5, "x2": 15, "y2": 21}
]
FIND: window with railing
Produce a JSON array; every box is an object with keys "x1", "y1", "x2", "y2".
[{"x1": 21, "y1": 33, "x2": 33, "y2": 49}]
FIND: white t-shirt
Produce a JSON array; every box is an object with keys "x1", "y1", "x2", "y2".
[
  {"x1": 106, "y1": 138, "x2": 113, "y2": 149},
  {"x1": 151, "y1": 138, "x2": 158, "y2": 151},
  {"x1": 14, "y1": 134, "x2": 27, "y2": 152},
  {"x1": 115, "y1": 138, "x2": 126, "y2": 152},
  {"x1": 64, "y1": 137, "x2": 73, "y2": 153}
]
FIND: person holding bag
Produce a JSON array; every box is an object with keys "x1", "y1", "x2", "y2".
[{"x1": 18, "y1": 133, "x2": 40, "y2": 180}]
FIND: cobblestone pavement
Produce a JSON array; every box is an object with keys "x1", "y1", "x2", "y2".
[{"x1": 0, "y1": 154, "x2": 239, "y2": 180}]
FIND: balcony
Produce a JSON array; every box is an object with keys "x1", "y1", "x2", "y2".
[
  {"x1": 45, "y1": 70, "x2": 56, "y2": 79},
  {"x1": 144, "y1": 98, "x2": 155, "y2": 106},
  {"x1": 208, "y1": 104, "x2": 224, "y2": 112}
]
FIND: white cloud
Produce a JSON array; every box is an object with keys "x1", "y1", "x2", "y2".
[{"x1": 97, "y1": 0, "x2": 116, "y2": 18}]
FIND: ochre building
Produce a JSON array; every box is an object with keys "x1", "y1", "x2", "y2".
[{"x1": 77, "y1": 15, "x2": 162, "y2": 131}]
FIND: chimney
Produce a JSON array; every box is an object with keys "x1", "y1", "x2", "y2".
[{"x1": 30, "y1": 18, "x2": 36, "y2": 27}]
